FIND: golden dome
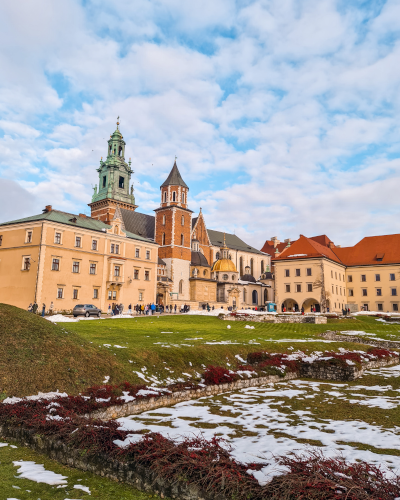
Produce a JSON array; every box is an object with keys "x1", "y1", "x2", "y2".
[{"x1": 212, "y1": 259, "x2": 237, "y2": 272}]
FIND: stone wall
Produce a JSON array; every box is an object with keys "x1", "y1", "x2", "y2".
[
  {"x1": 221, "y1": 313, "x2": 327, "y2": 324},
  {"x1": 320, "y1": 331, "x2": 400, "y2": 349}
]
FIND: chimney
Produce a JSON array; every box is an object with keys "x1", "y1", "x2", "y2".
[
  {"x1": 328, "y1": 242, "x2": 335, "y2": 249},
  {"x1": 79, "y1": 213, "x2": 87, "y2": 218},
  {"x1": 284, "y1": 238, "x2": 291, "y2": 247},
  {"x1": 270, "y1": 236, "x2": 280, "y2": 248},
  {"x1": 43, "y1": 205, "x2": 52, "y2": 213}
]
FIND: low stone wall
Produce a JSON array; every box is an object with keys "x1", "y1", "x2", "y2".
[
  {"x1": 320, "y1": 331, "x2": 400, "y2": 349},
  {"x1": 221, "y1": 313, "x2": 327, "y2": 324}
]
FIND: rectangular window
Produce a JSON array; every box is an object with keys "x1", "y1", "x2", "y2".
[
  {"x1": 115, "y1": 244, "x2": 119, "y2": 254},
  {"x1": 146, "y1": 250, "x2": 150, "y2": 260},
  {"x1": 362, "y1": 288, "x2": 367, "y2": 296},
  {"x1": 335, "y1": 272, "x2": 337, "y2": 279},
  {"x1": 348, "y1": 275, "x2": 353, "y2": 282},
  {"x1": 393, "y1": 304, "x2": 399, "y2": 312},
  {"x1": 112, "y1": 291, "x2": 117, "y2": 300},
  {"x1": 93, "y1": 288, "x2": 98, "y2": 299},
  {"x1": 114, "y1": 265, "x2": 120, "y2": 277},
  {"x1": 75, "y1": 236, "x2": 81, "y2": 248},
  {"x1": 139, "y1": 292, "x2": 143, "y2": 301},
  {"x1": 135, "y1": 248, "x2": 140, "y2": 258},
  {"x1": 339, "y1": 274, "x2": 341, "y2": 281},
  {"x1": 361, "y1": 274, "x2": 366, "y2": 282},
  {"x1": 390, "y1": 273, "x2": 395, "y2": 281},
  {"x1": 119, "y1": 176, "x2": 124, "y2": 189},
  {"x1": 348, "y1": 289, "x2": 354, "y2": 297},
  {"x1": 336, "y1": 286, "x2": 338, "y2": 294},
  {"x1": 363, "y1": 304, "x2": 369, "y2": 311},
  {"x1": 375, "y1": 274, "x2": 380, "y2": 282},
  {"x1": 52, "y1": 258, "x2": 60, "y2": 271},
  {"x1": 332, "y1": 285, "x2": 334, "y2": 293},
  {"x1": 26, "y1": 231, "x2": 32, "y2": 243},
  {"x1": 331, "y1": 270, "x2": 333, "y2": 278},
  {"x1": 72, "y1": 261, "x2": 80, "y2": 273},
  {"x1": 145, "y1": 270, "x2": 150, "y2": 281},
  {"x1": 108, "y1": 291, "x2": 112, "y2": 300},
  {"x1": 23, "y1": 257, "x2": 30, "y2": 271},
  {"x1": 103, "y1": 175, "x2": 106, "y2": 188},
  {"x1": 285, "y1": 284, "x2": 291, "y2": 293},
  {"x1": 295, "y1": 269, "x2": 300, "y2": 277},
  {"x1": 0, "y1": 235, "x2": 2, "y2": 246},
  {"x1": 73, "y1": 289, "x2": 78, "y2": 300},
  {"x1": 296, "y1": 284, "x2": 301, "y2": 293},
  {"x1": 90, "y1": 263, "x2": 96, "y2": 275},
  {"x1": 110, "y1": 243, "x2": 115, "y2": 254},
  {"x1": 307, "y1": 284, "x2": 313, "y2": 292},
  {"x1": 306, "y1": 268, "x2": 312, "y2": 276},
  {"x1": 377, "y1": 303, "x2": 383, "y2": 311},
  {"x1": 376, "y1": 288, "x2": 382, "y2": 296},
  {"x1": 134, "y1": 269, "x2": 139, "y2": 279},
  {"x1": 340, "y1": 288, "x2": 342, "y2": 295},
  {"x1": 92, "y1": 240, "x2": 98, "y2": 251},
  {"x1": 284, "y1": 269, "x2": 290, "y2": 277},
  {"x1": 391, "y1": 288, "x2": 397, "y2": 296},
  {"x1": 57, "y1": 288, "x2": 63, "y2": 299},
  {"x1": 55, "y1": 232, "x2": 61, "y2": 244}
]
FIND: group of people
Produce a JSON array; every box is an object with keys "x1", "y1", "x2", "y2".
[
  {"x1": 28, "y1": 302, "x2": 53, "y2": 316},
  {"x1": 106, "y1": 303, "x2": 191, "y2": 315}
]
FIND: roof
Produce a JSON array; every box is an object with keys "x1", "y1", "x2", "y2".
[
  {"x1": 208, "y1": 229, "x2": 265, "y2": 255},
  {"x1": 273, "y1": 235, "x2": 343, "y2": 264},
  {"x1": 192, "y1": 217, "x2": 198, "y2": 229},
  {"x1": 212, "y1": 258, "x2": 237, "y2": 272},
  {"x1": 309, "y1": 235, "x2": 333, "y2": 247},
  {"x1": 120, "y1": 210, "x2": 155, "y2": 240},
  {"x1": 160, "y1": 161, "x2": 188, "y2": 189},
  {"x1": 261, "y1": 239, "x2": 294, "y2": 256},
  {"x1": 240, "y1": 273, "x2": 256, "y2": 283},
  {"x1": 0, "y1": 209, "x2": 153, "y2": 243},
  {"x1": 334, "y1": 234, "x2": 400, "y2": 266},
  {"x1": 158, "y1": 257, "x2": 167, "y2": 266},
  {"x1": 191, "y1": 251, "x2": 210, "y2": 267}
]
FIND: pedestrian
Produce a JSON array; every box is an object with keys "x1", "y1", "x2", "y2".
[
  {"x1": 301, "y1": 306, "x2": 304, "y2": 315},
  {"x1": 151, "y1": 303, "x2": 156, "y2": 315},
  {"x1": 207, "y1": 303, "x2": 210, "y2": 312},
  {"x1": 348, "y1": 308, "x2": 350, "y2": 315},
  {"x1": 28, "y1": 303, "x2": 32, "y2": 312},
  {"x1": 49, "y1": 301, "x2": 54, "y2": 315},
  {"x1": 174, "y1": 304, "x2": 177, "y2": 314},
  {"x1": 32, "y1": 302, "x2": 38, "y2": 314},
  {"x1": 108, "y1": 304, "x2": 111, "y2": 315},
  {"x1": 42, "y1": 303, "x2": 46, "y2": 317},
  {"x1": 128, "y1": 304, "x2": 132, "y2": 315},
  {"x1": 212, "y1": 305, "x2": 214, "y2": 310}
]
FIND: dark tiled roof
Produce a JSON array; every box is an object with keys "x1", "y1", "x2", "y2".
[
  {"x1": 158, "y1": 257, "x2": 167, "y2": 266},
  {"x1": 240, "y1": 273, "x2": 256, "y2": 283},
  {"x1": 192, "y1": 217, "x2": 198, "y2": 229},
  {"x1": 0, "y1": 210, "x2": 152, "y2": 242},
  {"x1": 160, "y1": 161, "x2": 188, "y2": 189},
  {"x1": 207, "y1": 229, "x2": 265, "y2": 255},
  {"x1": 191, "y1": 251, "x2": 210, "y2": 267},
  {"x1": 120, "y1": 209, "x2": 155, "y2": 240}
]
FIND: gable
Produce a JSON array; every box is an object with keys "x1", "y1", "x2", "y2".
[{"x1": 191, "y1": 213, "x2": 211, "y2": 246}]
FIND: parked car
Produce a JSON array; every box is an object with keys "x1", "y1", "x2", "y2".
[{"x1": 73, "y1": 304, "x2": 102, "y2": 318}]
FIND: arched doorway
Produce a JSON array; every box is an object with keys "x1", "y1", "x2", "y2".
[
  {"x1": 264, "y1": 288, "x2": 268, "y2": 303},
  {"x1": 252, "y1": 290, "x2": 258, "y2": 305},
  {"x1": 282, "y1": 299, "x2": 299, "y2": 312},
  {"x1": 301, "y1": 298, "x2": 320, "y2": 313}
]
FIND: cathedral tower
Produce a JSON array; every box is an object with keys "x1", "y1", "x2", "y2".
[
  {"x1": 154, "y1": 159, "x2": 192, "y2": 300},
  {"x1": 89, "y1": 119, "x2": 137, "y2": 223}
]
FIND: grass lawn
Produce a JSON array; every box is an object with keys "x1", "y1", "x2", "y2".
[{"x1": 0, "y1": 439, "x2": 165, "y2": 500}]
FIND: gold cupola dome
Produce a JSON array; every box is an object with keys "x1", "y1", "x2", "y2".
[{"x1": 211, "y1": 233, "x2": 238, "y2": 272}]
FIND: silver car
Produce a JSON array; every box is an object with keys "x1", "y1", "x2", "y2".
[{"x1": 73, "y1": 304, "x2": 102, "y2": 318}]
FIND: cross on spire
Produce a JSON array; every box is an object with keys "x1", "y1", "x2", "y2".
[{"x1": 116, "y1": 116, "x2": 120, "y2": 130}]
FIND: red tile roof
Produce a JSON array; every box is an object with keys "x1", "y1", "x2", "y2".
[
  {"x1": 261, "y1": 240, "x2": 292, "y2": 256},
  {"x1": 273, "y1": 235, "x2": 344, "y2": 264},
  {"x1": 333, "y1": 234, "x2": 400, "y2": 266}
]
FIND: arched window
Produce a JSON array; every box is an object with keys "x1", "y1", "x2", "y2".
[
  {"x1": 216, "y1": 252, "x2": 220, "y2": 260},
  {"x1": 181, "y1": 215, "x2": 184, "y2": 225},
  {"x1": 181, "y1": 234, "x2": 184, "y2": 246},
  {"x1": 231, "y1": 275, "x2": 235, "y2": 281},
  {"x1": 228, "y1": 253, "x2": 232, "y2": 260},
  {"x1": 252, "y1": 290, "x2": 258, "y2": 305},
  {"x1": 109, "y1": 145, "x2": 112, "y2": 154},
  {"x1": 162, "y1": 233, "x2": 165, "y2": 245},
  {"x1": 261, "y1": 260, "x2": 265, "y2": 274},
  {"x1": 239, "y1": 256, "x2": 243, "y2": 276},
  {"x1": 264, "y1": 289, "x2": 268, "y2": 303},
  {"x1": 223, "y1": 274, "x2": 228, "y2": 281},
  {"x1": 162, "y1": 215, "x2": 166, "y2": 225},
  {"x1": 179, "y1": 279, "x2": 183, "y2": 294},
  {"x1": 181, "y1": 192, "x2": 185, "y2": 203},
  {"x1": 250, "y1": 258, "x2": 254, "y2": 276},
  {"x1": 243, "y1": 289, "x2": 247, "y2": 302},
  {"x1": 203, "y1": 269, "x2": 208, "y2": 277},
  {"x1": 173, "y1": 192, "x2": 176, "y2": 202},
  {"x1": 163, "y1": 192, "x2": 167, "y2": 203},
  {"x1": 119, "y1": 146, "x2": 122, "y2": 156}
]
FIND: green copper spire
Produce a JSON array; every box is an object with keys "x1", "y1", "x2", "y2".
[{"x1": 91, "y1": 118, "x2": 136, "y2": 205}]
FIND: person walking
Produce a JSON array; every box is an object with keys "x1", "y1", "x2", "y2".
[
  {"x1": 41, "y1": 303, "x2": 46, "y2": 317},
  {"x1": 301, "y1": 306, "x2": 305, "y2": 315},
  {"x1": 49, "y1": 302, "x2": 54, "y2": 315},
  {"x1": 174, "y1": 304, "x2": 177, "y2": 314},
  {"x1": 128, "y1": 304, "x2": 132, "y2": 315},
  {"x1": 151, "y1": 303, "x2": 156, "y2": 315},
  {"x1": 28, "y1": 303, "x2": 32, "y2": 313},
  {"x1": 32, "y1": 302, "x2": 38, "y2": 314}
]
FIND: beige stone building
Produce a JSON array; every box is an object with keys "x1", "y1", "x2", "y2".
[{"x1": 0, "y1": 206, "x2": 158, "y2": 312}]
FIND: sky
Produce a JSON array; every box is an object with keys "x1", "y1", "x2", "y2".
[{"x1": 1, "y1": 0, "x2": 400, "y2": 249}]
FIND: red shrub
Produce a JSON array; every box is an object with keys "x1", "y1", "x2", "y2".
[
  {"x1": 367, "y1": 347, "x2": 395, "y2": 359},
  {"x1": 203, "y1": 365, "x2": 238, "y2": 385}
]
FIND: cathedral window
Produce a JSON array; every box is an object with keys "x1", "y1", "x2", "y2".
[
  {"x1": 182, "y1": 192, "x2": 185, "y2": 203},
  {"x1": 162, "y1": 233, "x2": 165, "y2": 245},
  {"x1": 162, "y1": 215, "x2": 166, "y2": 225},
  {"x1": 103, "y1": 176, "x2": 107, "y2": 188},
  {"x1": 163, "y1": 192, "x2": 167, "y2": 203},
  {"x1": 239, "y1": 256, "x2": 243, "y2": 276},
  {"x1": 232, "y1": 275, "x2": 235, "y2": 281},
  {"x1": 261, "y1": 260, "x2": 265, "y2": 274},
  {"x1": 181, "y1": 215, "x2": 184, "y2": 225},
  {"x1": 173, "y1": 191, "x2": 176, "y2": 202},
  {"x1": 216, "y1": 252, "x2": 220, "y2": 260},
  {"x1": 250, "y1": 258, "x2": 254, "y2": 276},
  {"x1": 119, "y1": 146, "x2": 122, "y2": 156},
  {"x1": 119, "y1": 176, "x2": 124, "y2": 189},
  {"x1": 181, "y1": 234, "x2": 184, "y2": 246},
  {"x1": 223, "y1": 274, "x2": 228, "y2": 281},
  {"x1": 179, "y1": 280, "x2": 183, "y2": 294}
]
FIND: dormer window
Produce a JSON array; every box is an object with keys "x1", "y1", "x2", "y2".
[{"x1": 173, "y1": 192, "x2": 176, "y2": 202}]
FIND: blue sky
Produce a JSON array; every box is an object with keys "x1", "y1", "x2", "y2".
[{"x1": 1, "y1": 0, "x2": 400, "y2": 249}]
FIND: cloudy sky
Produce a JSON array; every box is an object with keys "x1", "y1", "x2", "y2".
[{"x1": 1, "y1": 0, "x2": 400, "y2": 249}]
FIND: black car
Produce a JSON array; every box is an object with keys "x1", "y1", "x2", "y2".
[{"x1": 73, "y1": 304, "x2": 102, "y2": 318}]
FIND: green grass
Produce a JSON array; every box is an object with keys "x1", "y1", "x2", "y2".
[{"x1": 0, "y1": 439, "x2": 166, "y2": 499}]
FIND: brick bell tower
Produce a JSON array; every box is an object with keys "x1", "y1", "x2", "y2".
[
  {"x1": 154, "y1": 159, "x2": 193, "y2": 301},
  {"x1": 89, "y1": 118, "x2": 138, "y2": 223}
]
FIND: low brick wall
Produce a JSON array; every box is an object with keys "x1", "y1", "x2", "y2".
[
  {"x1": 320, "y1": 331, "x2": 400, "y2": 349},
  {"x1": 221, "y1": 314, "x2": 327, "y2": 324}
]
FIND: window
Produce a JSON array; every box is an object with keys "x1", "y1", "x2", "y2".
[
  {"x1": 339, "y1": 274, "x2": 341, "y2": 281},
  {"x1": 135, "y1": 248, "x2": 140, "y2": 258},
  {"x1": 139, "y1": 292, "x2": 143, "y2": 301},
  {"x1": 111, "y1": 244, "x2": 115, "y2": 254},
  {"x1": 182, "y1": 192, "x2": 185, "y2": 203},
  {"x1": 0, "y1": 235, "x2": 2, "y2": 246},
  {"x1": 75, "y1": 236, "x2": 81, "y2": 248},
  {"x1": 26, "y1": 231, "x2": 32, "y2": 243},
  {"x1": 336, "y1": 286, "x2": 338, "y2": 294},
  {"x1": 348, "y1": 275, "x2": 353, "y2": 282},
  {"x1": 119, "y1": 176, "x2": 124, "y2": 189},
  {"x1": 393, "y1": 304, "x2": 399, "y2": 312},
  {"x1": 391, "y1": 288, "x2": 397, "y2": 296},
  {"x1": 163, "y1": 192, "x2": 167, "y2": 203},
  {"x1": 331, "y1": 270, "x2": 333, "y2": 278},
  {"x1": 73, "y1": 289, "x2": 78, "y2": 300},
  {"x1": 114, "y1": 266, "x2": 120, "y2": 277},
  {"x1": 112, "y1": 291, "x2": 117, "y2": 300},
  {"x1": 285, "y1": 269, "x2": 290, "y2": 277},
  {"x1": 93, "y1": 289, "x2": 98, "y2": 299},
  {"x1": 92, "y1": 240, "x2": 98, "y2": 251},
  {"x1": 377, "y1": 303, "x2": 383, "y2": 311},
  {"x1": 363, "y1": 304, "x2": 369, "y2": 311},
  {"x1": 306, "y1": 268, "x2": 312, "y2": 276},
  {"x1": 162, "y1": 233, "x2": 165, "y2": 245},
  {"x1": 296, "y1": 284, "x2": 301, "y2": 293},
  {"x1": 134, "y1": 269, "x2": 139, "y2": 279},
  {"x1": 179, "y1": 279, "x2": 183, "y2": 294},
  {"x1": 340, "y1": 288, "x2": 342, "y2": 295},
  {"x1": 376, "y1": 288, "x2": 382, "y2": 296},
  {"x1": 375, "y1": 274, "x2": 380, "y2": 281},
  {"x1": 362, "y1": 289, "x2": 367, "y2": 296},
  {"x1": 285, "y1": 284, "x2": 291, "y2": 293},
  {"x1": 173, "y1": 191, "x2": 176, "y2": 202},
  {"x1": 108, "y1": 291, "x2": 112, "y2": 300},
  {"x1": 261, "y1": 260, "x2": 265, "y2": 274},
  {"x1": 72, "y1": 261, "x2": 80, "y2": 273},
  {"x1": 390, "y1": 273, "x2": 395, "y2": 281},
  {"x1": 115, "y1": 244, "x2": 119, "y2": 254},
  {"x1": 90, "y1": 263, "x2": 96, "y2": 275},
  {"x1": 181, "y1": 234, "x2": 184, "y2": 246},
  {"x1": 348, "y1": 289, "x2": 354, "y2": 296},
  {"x1": 181, "y1": 215, "x2": 184, "y2": 225},
  {"x1": 57, "y1": 288, "x2": 63, "y2": 299},
  {"x1": 145, "y1": 271, "x2": 150, "y2": 281},
  {"x1": 23, "y1": 257, "x2": 30, "y2": 271},
  {"x1": 52, "y1": 258, "x2": 60, "y2": 271},
  {"x1": 295, "y1": 269, "x2": 300, "y2": 277},
  {"x1": 332, "y1": 285, "x2": 334, "y2": 293},
  {"x1": 55, "y1": 232, "x2": 61, "y2": 244},
  {"x1": 162, "y1": 215, "x2": 166, "y2": 225},
  {"x1": 335, "y1": 272, "x2": 337, "y2": 279},
  {"x1": 361, "y1": 274, "x2": 366, "y2": 282},
  {"x1": 307, "y1": 284, "x2": 313, "y2": 292},
  {"x1": 223, "y1": 274, "x2": 229, "y2": 281},
  {"x1": 231, "y1": 275, "x2": 235, "y2": 281},
  {"x1": 146, "y1": 250, "x2": 150, "y2": 259}
]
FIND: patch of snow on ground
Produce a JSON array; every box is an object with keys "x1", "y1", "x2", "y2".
[
  {"x1": 3, "y1": 390, "x2": 68, "y2": 405},
  {"x1": 74, "y1": 484, "x2": 91, "y2": 494},
  {"x1": 103, "y1": 376, "x2": 110, "y2": 384},
  {"x1": 13, "y1": 460, "x2": 68, "y2": 485}
]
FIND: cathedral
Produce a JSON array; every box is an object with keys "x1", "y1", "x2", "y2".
[{"x1": 89, "y1": 122, "x2": 273, "y2": 310}]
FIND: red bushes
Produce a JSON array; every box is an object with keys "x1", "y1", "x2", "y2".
[
  {"x1": 203, "y1": 365, "x2": 238, "y2": 385},
  {"x1": 367, "y1": 347, "x2": 394, "y2": 359}
]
